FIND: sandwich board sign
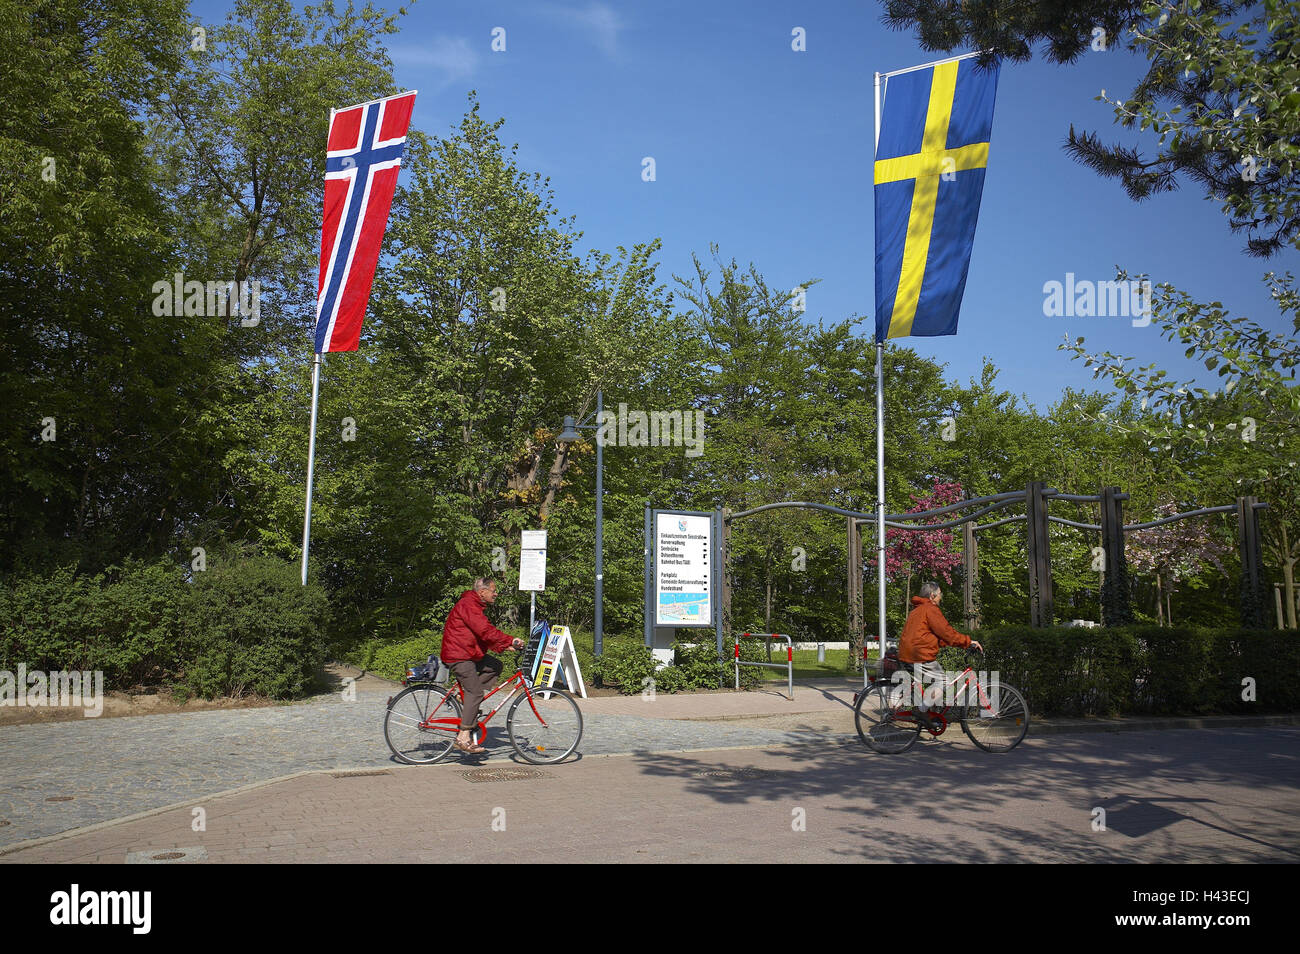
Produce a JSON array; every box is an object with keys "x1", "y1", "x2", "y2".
[{"x1": 533, "y1": 624, "x2": 587, "y2": 698}]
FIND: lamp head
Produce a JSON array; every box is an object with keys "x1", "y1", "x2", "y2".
[{"x1": 557, "y1": 415, "x2": 582, "y2": 442}]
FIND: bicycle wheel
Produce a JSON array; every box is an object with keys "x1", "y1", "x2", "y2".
[
  {"x1": 854, "y1": 682, "x2": 921, "y2": 754},
  {"x1": 506, "y1": 687, "x2": 583, "y2": 764},
  {"x1": 961, "y1": 682, "x2": 1029, "y2": 753},
  {"x1": 384, "y1": 684, "x2": 461, "y2": 764}
]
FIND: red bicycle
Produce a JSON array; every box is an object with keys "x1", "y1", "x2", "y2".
[
  {"x1": 854, "y1": 648, "x2": 1029, "y2": 754},
  {"x1": 384, "y1": 655, "x2": 583, "y2": 765}
]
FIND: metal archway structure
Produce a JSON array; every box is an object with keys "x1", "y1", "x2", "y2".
[{"x1": 720, "y1": 483, "x2": 1269, "y2": 661}]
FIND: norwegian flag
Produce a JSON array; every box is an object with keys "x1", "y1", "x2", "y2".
[{"x1": 313, "y1": 90, "x2": 417, "y2": 353}]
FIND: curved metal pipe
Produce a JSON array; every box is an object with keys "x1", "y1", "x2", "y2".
[
  {"x1": 876, "y1": 496, "x2": 1025, "y2": 531},
  {"x1": 1123, "y1": 504, "x2": 1237, "y2": 531},
  {"x1": 727, "y1": 500, "x2": 875, "y2": 522},
  {"x1": 1048, "y1": 516, "x2": 1102, "y2": 530},
  {"x1": 727, "y1": 490, "x2": 1027, "y2": 524},
  {"x1": 971, "y1": 514, "x2": 1027, "y2": 532},
  {"x1": 879, "y1": 489, "x2": 1027, "y2": 522},
  {"x1": 1045, "y1": 492, "x2": 1129, "y2": 503}
]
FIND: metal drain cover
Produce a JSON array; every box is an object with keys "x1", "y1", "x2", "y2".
[
  {"x1": 462, "y1": 767, "x2": 550, "y2": 782},
  {"x1": 697, "y1": 768, "x2": 768, "y2": 780},
  {"x1": 126, "y1": 846, "x2": 208, "y2": 864},
  {"x1": 330, "y1": 769, "x2": 392, "y2": 778}
]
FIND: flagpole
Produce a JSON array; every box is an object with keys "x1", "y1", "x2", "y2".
[
  {"x1": 302, "y1": 103, "x2": 335, "y2": 589},
  {"x1": 879, "y1": 50, "x2": 983, "y2": 80},
  {"x1": 872, "y1": 70, "x2": 886, "y2": 687},
  {"x1": 301, "y1": 351, "x2": 323, "y2": 585}
]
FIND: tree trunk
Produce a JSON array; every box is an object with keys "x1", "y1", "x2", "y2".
[
  {"x1": 1155, "y1": 572, "x2": 1164, "y2": 626},
  {"x1": 765, "y1": 576, "x2": 771, "y2": 632},
  {"x1": 537, "y1": 442, "x2": 573, "y2": 524}
]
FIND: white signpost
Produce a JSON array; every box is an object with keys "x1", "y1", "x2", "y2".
[{"x1": 519, "y1": 530, "x2": 546, "y2": 635}]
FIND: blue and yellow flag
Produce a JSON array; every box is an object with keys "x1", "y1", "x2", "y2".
[{"x1": 874, "y1": 56, "x2": 999, "y2": 341}]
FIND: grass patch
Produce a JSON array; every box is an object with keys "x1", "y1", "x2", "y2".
[{"x1": 752, "y1": 648, "x2": 855, "y2": 681}]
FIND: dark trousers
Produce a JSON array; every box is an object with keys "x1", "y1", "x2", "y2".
[{"x1": 449, "y1": 656, "x2": 503, "y2": 730}]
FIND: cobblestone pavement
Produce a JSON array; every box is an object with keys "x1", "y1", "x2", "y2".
[
  {"x1": 0, "y1": 684, "x2": 847, "y2": 848},
  {"x1": 4, "y1": 727, "x2": 1298, "y2": 863},
  {"x1": 4, "y1": 672, "x2": 1298, "y2": 856}
]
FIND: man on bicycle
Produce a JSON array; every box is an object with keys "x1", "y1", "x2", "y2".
[
  {"x1": 898, "y1": 582, "x2": 982, "y2": 730},
  {"x1": 441, "y1": 577, "x2": 526, "y2": 754}
]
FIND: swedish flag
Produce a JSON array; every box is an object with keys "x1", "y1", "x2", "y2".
[{"x1": 874, "y1": 56, "x2": 999, "y2": 341}]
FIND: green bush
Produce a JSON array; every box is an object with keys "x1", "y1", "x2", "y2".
[
  {"x1": 357, "y1": 630, "x2": 444, "y2": 682},
  {"x1": 178, "y1": 554, "x2": 330, "y2": 699},
  {"x1": 0, "y1": 559, "x2": 184, "y2": 685},
  {"x1": 730, "y1": 638, "x2": 770, "y2": 690},
  {"x1": 649, "y1": 664, "x2": 688, "y2": 693},
  {"x1": 0, "y1": 553, "x2": 330, "y2": 699},
  {"x1": 957, "y1": 624, "x2": 1300, "y2": 717},
  {"x1": 591, "y1": 638, "x2": 657, "y2": 692},
  {"x1": 672, "y1": 640, "x2": 730, "y2": 690},
  {"x1": 585, "y1": 636, "x2": 765, "y2": 694}
]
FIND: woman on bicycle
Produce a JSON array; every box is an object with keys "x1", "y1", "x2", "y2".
[{"x1": 441, "y1": 577, "x2": 526, "y2": 754}]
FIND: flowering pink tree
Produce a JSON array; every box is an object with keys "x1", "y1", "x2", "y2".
[
  {"x1": 1127, "y1": 501, "x2": 1231, "y2": 625},
  {"x1": 868, "y1": 481, "x2": 965, "y2": 611}
]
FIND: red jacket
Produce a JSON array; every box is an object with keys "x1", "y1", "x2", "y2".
[
  {"x1": 899, "y1": 595, "x2": 971, "y2": 663},
  {"x1": 440, "y1": 589, "x2": 515, "y2": 664}
]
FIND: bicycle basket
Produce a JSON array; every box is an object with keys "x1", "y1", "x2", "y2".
[
  {"x1": 866, "y1": 650, "x2": 904, "y2": 684},
  {"x1": 403, "y1": 655, "x2": 448, "y2": 685}
]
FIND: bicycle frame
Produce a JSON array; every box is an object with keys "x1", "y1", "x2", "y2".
[
  {"x1": 417, "y1": 670, "x2": 550, "y2": 744},
  {"x1": 890, "y1": 664, "x2": 1001, "y2": 726}
]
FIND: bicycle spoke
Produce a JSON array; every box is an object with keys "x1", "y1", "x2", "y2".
[
  {"x1": 384, "y1": 686, "x2": 460, "y2": 764},
  {"x1": 855, "y1": 684, "x2": 920, "y2": 754},
  {"x1": 507, "y1": 690, "x2": 583, "y2": 764},
  {"x1": 961, "y1": 683, "x2": 1029, "y2": 753}
]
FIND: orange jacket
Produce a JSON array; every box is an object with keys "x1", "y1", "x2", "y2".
[{"x1": 899, "y1": 596, "x2": 971, "y2": 663}]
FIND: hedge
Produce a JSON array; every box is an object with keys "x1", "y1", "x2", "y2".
[
  {"x1": 0, "y1": 553, "x2": 330, "y2": 699},
  {"x1": 938, "y1": 625, "x2": 1300, "y2": 717}
]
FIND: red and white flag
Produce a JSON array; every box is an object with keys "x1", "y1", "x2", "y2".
[{"x1": 313, "y1": 90, "x2": 417, "y2": 353}]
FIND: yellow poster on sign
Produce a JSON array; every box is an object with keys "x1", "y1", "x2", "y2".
[{"x1": 532, "y1": 625, "x2": 587, "y2": 698}]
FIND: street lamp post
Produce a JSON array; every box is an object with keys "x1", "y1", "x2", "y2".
[{"x1": 558, "y1": 390, "x2": 605, "y2": 664}]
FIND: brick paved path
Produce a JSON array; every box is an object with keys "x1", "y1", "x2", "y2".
[
  {"x1": 4, "y1": 727, "x2": 1297, "y2": 863},
  {"x1": 0, "y1": 679, "x2": 856, "y2": 848},
  {"x1": 3, "y1": 666, "x2": 1297, "y2": 860}
]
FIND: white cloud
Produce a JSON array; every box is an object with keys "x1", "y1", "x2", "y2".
[
  {"x1": 542, "y1": 2, "x2": 623, "y2": 57},
  {"x1": 389, "y1": 36, "x2": 480, "y2": 84}
]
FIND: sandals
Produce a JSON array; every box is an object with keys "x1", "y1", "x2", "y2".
[{"x1": 453, "y1": 738, "x2": 487, "y2": 755}]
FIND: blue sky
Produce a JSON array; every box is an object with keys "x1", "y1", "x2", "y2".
[{"x1": 194, "y1": 0, "x2": 1295, "y2": 409}]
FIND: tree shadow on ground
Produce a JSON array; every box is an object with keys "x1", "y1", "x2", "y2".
[{"x1": 624, "y1": 727, "x2": 1300, "y2": 862}]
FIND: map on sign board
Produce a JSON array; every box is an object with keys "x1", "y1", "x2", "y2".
[{"x1": 655, "y1": 511, "x2": 712, "y2": 627}]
